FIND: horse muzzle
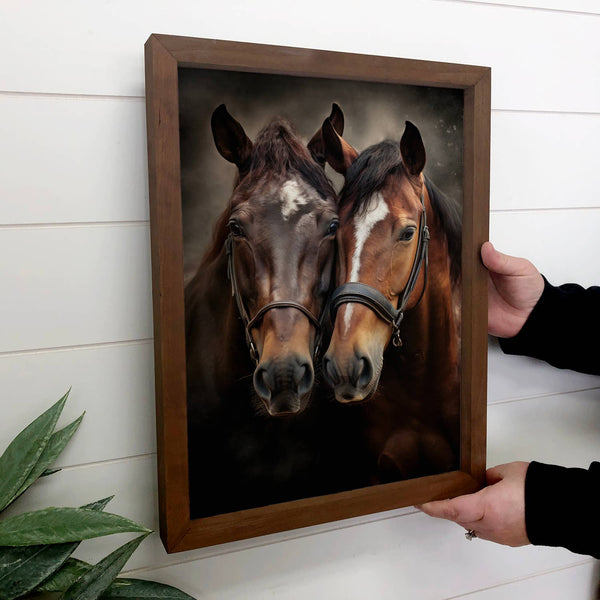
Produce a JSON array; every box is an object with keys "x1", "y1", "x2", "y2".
[
  {"x1": 322, "y1": 351, "x2": 380, "y2": 403},
  {"x1": 253, "y1": 355, "x2": 314, "y2": 416}
]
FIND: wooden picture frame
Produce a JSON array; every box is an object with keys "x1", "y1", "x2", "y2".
[{"x1": 145, "y1": 33, "x2": 490, "y2": 553}]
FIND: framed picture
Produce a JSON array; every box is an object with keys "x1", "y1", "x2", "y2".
[{"x1": 145, "y1": 34, "x2": 490, "y2": 553}]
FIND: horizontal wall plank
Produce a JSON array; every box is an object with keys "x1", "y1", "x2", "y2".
[
  {"x1": 454, "y1": 561, "x2": 598, "y2": 600},
  {"x1": 3, "y1": 102, "x2": 600, "y2": 225},
  {"x1": 0, "y1": 224, "x2": 152, "y2": 352},
  {"x1": 488, "y1": 389, "x2": 600, "y2": 467},
  {"x1": 489, "y1": 209, "x2": 600, "y2": 287},
  {"x1": 0, "y1": 1, "x2": 598, "y2": 112},
  {"x1": 454, "y1": 0, "x2": 600, "y2": 15},
  {"x1": 1, "y1": 456, "x2": 584, "y2": 598},
  {"x1": 0, "y1": 341, "x2": 156, "y2": 466},
  {"x1": 490, "y1": 112, "x2": 600, "y2": 211},
  {"x1": 128, "y1": 517, "x2": 582, "y2": 599},
  {"x1": 488, "y1": 338, "x2": 600, "y2": 403},
  {"x1": 0, "y1": 94, "x2": 148, "y2": 224}
]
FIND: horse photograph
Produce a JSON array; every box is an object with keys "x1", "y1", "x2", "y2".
[{"x1": 178, "y1": 67, "x2": 464, "y2": 519}]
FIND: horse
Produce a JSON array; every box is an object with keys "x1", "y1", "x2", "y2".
[
  {"x1": 184, "y1": 104, "x2": 356, "y2": 516},
  {"x1": 319, "y1": 116, "x2": 462, "y2": 482}
]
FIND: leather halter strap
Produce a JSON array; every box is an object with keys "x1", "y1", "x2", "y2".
[
  {"x1": 225, "y1": 234, "x2": 325, "y2": 364},
  {"x1": 329, "y1": 186, "x2": 430, "y2": 348}
]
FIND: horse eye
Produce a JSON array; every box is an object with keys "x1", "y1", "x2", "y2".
[
  {"x1": 399, "y1": 226, "x2": 416, "y2": 242},
  {"x1": 327, "y1": 220, "x2": 339, "y2": 236},
  {"x1": 228, "y1": 220, "x2": 244, "y2": 237}
]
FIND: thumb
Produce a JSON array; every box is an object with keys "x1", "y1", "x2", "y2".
[
  {"x1": 481, "y1": 242, "x2": 530, "y2": 277},
  {"x1": 418, "y1": 491, "x2": 486, "y2": 524}
]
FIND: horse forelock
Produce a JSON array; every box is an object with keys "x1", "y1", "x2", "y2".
[
  {"x1": 199, "y1": 119, "x2": 336, "y2": 270},
  {"x1": 247, "y1": 119, "x2": 336, "y2": 201},
  {"x1": 340, "y1": 141, "x2": 403, "y2": 221}
]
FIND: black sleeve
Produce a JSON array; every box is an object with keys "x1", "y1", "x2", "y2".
[
  {"x1": 525, "y1": 461, "x2": 600, "y2": 559},
  {"x1": 499, "y1": 277, "x2": 600, "y2": 375},
  {"x1": 499, "y1": 278, "x2": 600, "y2": 557}
]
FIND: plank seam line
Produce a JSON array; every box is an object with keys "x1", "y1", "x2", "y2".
[
  {"x1": 0, "y1": 338, "x2": 153, "y2": 358},
  {"x1": 1, "y1": 88, "x2": 598, "y2": 116},
  {"x1": 493, "y1": 108, "x2": 600, "y2": 116},
  {"x1": 433, "y1": 0, "x2": 600, "y2": 17},
  {"x1": 441, "y1": 558, "x2": 594, "y2": 599},
  {"x1": 120, "y1": 508, "x2": 421, "y2": 575},
  {"x1": 489, "y1": 386, "x2": 600, "y2": 406},
  {"x1": 491, "y1": 206, "x2": 600, "y2": 215},
  {"x1": 54, "y1": 452, "x2": 156, "y2": 473},
  {"x1": 0, "y1": 90, "x2": 145, "y2": 101},
  {"x1": 0, "y1": 220, "x2": 149, "y2": 231}
]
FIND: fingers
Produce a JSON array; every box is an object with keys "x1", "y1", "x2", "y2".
[
  {"x1": 486, "y1": 464, "x2": 506, "y2": 485},
  {"x1": 418, "y1": 491, "x2": 486, "y2": 524}
]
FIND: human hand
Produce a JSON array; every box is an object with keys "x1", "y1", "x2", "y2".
[
  {"x1": 481, "y1": 242, "x2": 544, "y2": 338},
  {"x1": 417, "y1": 462, "x2": 530, "y2": 547}
]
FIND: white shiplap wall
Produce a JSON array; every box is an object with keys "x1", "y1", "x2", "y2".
[{"x1": 1, "y1": 0, "x2": 599, "y2": 597}]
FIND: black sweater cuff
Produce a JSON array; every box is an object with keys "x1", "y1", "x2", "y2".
[
  {"x1": 499, "y1": 277, "x2": 600, "y2": 375},
  {"x1": 525, "y1": 461, "x2": 600, "y2": 558}
]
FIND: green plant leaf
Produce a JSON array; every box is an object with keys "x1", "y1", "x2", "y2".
[
  {"x1": 61, "y1": 533, "x2": 150, "y2": 600},
  {"x1": 10, "y1": 414, "x2": 85, "y2": 506},
  {"x1": 0, "y1": 392, "x2": 69, "y2": 512},
  {"x1": 35, "y1": 559, "x2": 91, "y2": 593},
  {"x1": 41, "y1": 468, "x2": 62, "y2": 478},
  {"x1": 38, "y1": 569, "x2": 196, "y2": 599},
  {"x1": 0, "y1": 498, "x2": 113, "y2": 600},
  {"x1": 0, "y1": 506, "x2": 150, "y2": 546},
  {"x1": 101, "y1": 578, "x2": 196, "y2": 599}
]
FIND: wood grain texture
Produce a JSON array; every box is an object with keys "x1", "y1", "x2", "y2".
[
  {"x1": 145, "y1": 34, "x2": 490, "y2": 553},
  {"x1": 461, "y1": 69, "x2": 491, "y2": 484},
  {"x1": 145, "y1": 34, "x2": 190, "y2": 552}
]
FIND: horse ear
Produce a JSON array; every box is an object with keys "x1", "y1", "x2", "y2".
[
  {"x1": 307, "y1": 103, "x2": 345, "y2": 168},
  {"x1": 211, "y1": 104, "x2": 253, "y2": 173},
  {"x1": 321, "y1": 116, "x2": 358, "y2": 175},
  {"x1": 400, "y1": 121, "x2": 426, "y2": 176}
]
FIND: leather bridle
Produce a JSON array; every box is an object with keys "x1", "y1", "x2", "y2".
[
  {"x1": 328, "y1": 189, "x2": 430, "y2": 348},
  {"x1": 225, "y1": 234, "x2": 328, "y2": 365}
]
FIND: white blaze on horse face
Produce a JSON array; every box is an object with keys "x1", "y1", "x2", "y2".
[
  {"x1": 343, "y1": 192, "x2": 390, "y2": 334},
  {"x1": 279, "y1": 177, "x2": 318, "y2": 220}
]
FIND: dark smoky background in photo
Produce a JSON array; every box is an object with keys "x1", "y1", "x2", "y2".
[{"x1": 179, "y1": 67, "x2": 463, "y2": 282}]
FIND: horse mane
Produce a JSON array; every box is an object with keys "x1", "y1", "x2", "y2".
[
  {"x1": 200, "y1": 118, "x2": 336, "y2": 268},
  {"x1": 339, "y1": 140, "x2": 462, "y2": 284}
]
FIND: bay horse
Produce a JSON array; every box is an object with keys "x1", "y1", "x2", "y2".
[
  {"x1": 319, "y1": 117, "x2": 462, "y2": 482},
  {"x1": 185, "y1": 104, "x2": 353, "y2": 516}
]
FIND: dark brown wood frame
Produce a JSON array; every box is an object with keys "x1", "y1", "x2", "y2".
[{"x1": 144, "y1": 33, "x2": 490, "y2": 554}]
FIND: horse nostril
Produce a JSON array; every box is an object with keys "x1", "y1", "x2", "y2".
[
  {"x1": 253, "y1": 367, "x2": 272, "y2": 401},
  {"x1": 294, "y1": 361, "x2": 314, "y2": 396},
  {"x1": 351, "y1": 356, "x2": 374, "y2": 389}
]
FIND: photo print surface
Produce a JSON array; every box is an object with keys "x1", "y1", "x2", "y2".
[{"x1": 179, "y1": 67, "x2": 464, "y2": 519}]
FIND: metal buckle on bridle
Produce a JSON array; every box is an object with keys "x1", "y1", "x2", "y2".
[{"x1": 392, "y1": 313, "x2": 405, "y2": 347}]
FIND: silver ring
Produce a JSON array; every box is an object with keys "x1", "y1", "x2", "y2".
[{"x1": 465, "y1": 529, "x2": 477, "y2": 541}]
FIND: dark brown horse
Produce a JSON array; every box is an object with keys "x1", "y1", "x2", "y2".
[
  {"x1": 185, "y1": 105, "x2": 354, "y2": 516},
  {"x1": 320, "y1": 117, "x2": 462, "y2": 482}
]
